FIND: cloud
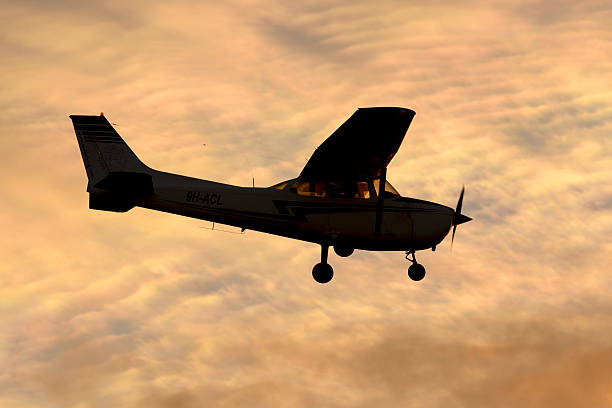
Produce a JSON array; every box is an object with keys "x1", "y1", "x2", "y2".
[{"x1": 1, "y1": 0, "x2": 612, "y2": 407}]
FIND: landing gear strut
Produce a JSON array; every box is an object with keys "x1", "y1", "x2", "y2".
[
  {"x1": 406, "y1": 250, "x2": 426, "y2": 281},
  {"x1": 312, "y1": 245, "x2": 334, "y2": 284}
]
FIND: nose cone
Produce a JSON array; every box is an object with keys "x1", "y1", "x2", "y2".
[{"x1": 453, "y1": 213, "x2": 472, "y2": 226}]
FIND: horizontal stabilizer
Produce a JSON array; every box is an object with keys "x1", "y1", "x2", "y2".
[
  {"x1": 89, "y1": 193, "x2": 135, "y2": 212},
  {"x1": 93, "y1": 171, "x2": 154, "y2": 196}
]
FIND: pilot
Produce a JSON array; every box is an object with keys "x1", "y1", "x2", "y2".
[
  {"x1": 314, "y1": 181, "x2": 326, "y2": 197},
  {"x1": 342, "y1": 181, "x2": 359, "y2": 199}
]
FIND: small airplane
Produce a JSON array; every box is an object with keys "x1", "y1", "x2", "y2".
[{"x1": 70, "y1": 107, "x2": 471, "y2": 283}]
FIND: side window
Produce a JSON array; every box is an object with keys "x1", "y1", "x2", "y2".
[
  {"x1": 289, "y1": 181, "x2": 327, "y2": 197},
  {"x1": 327, "y1": 181, "x2": 362, "y2": 199},
  {"x1": 289, "y1": 180, "x2": 374, "y2": 199},
  {"x1": 356, "y1": 181, "x2": 370, "y2": 199}
]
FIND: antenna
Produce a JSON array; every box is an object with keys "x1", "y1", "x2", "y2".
[{"x1": 200, "y1": 222, "x2": 245, "y2": 235}]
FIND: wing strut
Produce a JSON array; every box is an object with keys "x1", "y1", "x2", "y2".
[{"x1": 375, "y1": 167, "x2": 387, "y2": 234}]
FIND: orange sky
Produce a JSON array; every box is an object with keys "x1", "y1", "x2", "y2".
[{"x1": 1, "y1": 1, "x2": 612, "y2": 406}]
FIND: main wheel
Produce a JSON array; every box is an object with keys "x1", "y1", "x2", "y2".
[
  {"x1": 312, "y1": 263, "x2": 334, "y2": 283},
  {"x1": 408, "y1": 263, "x2": 426, "y2": 281},
  {"x1": 333, "y1": 246, "x2": 354, "y2": 257}
]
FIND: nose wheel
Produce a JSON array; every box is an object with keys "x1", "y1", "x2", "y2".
[
  {"x1": 312, "y1": 245, "x2": 334, "y2": 283},
  {"x1": 406, "y1": 250, "x2": 426, "y2": 281}
]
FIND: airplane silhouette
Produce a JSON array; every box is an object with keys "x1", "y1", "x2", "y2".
[{"x1": 70, "y1": 107, "x2": 471, "y2": 283}]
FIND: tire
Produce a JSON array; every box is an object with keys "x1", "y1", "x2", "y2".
[
  {"x1": 312, "y1": 263, "x2": 334, "y2": 283},
  {"x1": 333, "y1": 246, "x2": 354, "y2": 257},
  {"x1": 408, "y1": 263, "x2": 426, "y2": 281}
]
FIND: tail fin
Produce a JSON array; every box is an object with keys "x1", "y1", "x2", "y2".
[{"x1": 70, "y1": 114, "x2": 154, "y2": 212}]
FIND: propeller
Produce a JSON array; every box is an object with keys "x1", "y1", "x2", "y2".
[{"x1": 451, "y1": 186, "x2": 472, "y2": 250}]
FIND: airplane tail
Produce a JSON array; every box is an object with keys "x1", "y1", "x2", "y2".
[{"x1": 70, "y1": 114, "x2": 154, "y2": 212}]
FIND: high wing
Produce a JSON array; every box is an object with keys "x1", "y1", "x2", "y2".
[{"x1": 299, "y1": 107, "x2": 415, "y2": 181}]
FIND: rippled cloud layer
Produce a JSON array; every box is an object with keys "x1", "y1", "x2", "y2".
[{"x1": 1, "y1": 0, "x2": 611, "y2": 406}]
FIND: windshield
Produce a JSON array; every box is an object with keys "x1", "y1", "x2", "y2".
[
  {"x1": 270, "y1": 179, "x2": 292, "y2": 190},
  {"x1": 373, "y1": 179, "x2": 400, "y2": 198}
]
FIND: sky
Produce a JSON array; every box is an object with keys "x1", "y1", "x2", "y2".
[{"x1": 1, "y1": 0, "x2": 612, "y2": 406}]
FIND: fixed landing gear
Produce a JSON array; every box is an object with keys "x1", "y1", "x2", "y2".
[
  {"x1": 406, "y1": 250, "x2": 426, "y2": 281},
  {"x1": 310, "y1": 246, "x2": 427, "y2": 283},
  {"x1": 312, "y1": 263, "x2": 333, "y2": 283},
  {"x1": 312, "y1": 245, "x2": 334, "y2": 283},
  {"x1": 333, "y1": 245, "x2": 354, "y2": 257}
]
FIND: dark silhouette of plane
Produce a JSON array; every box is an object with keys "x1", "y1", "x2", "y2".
[{"x1": 70, "y1": 107, "x2": 471, "y2": 283}]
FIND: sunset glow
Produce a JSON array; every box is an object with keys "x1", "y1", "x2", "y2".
[{"x1": 1, "y1": 1, "x2": 612, "y2": 406}]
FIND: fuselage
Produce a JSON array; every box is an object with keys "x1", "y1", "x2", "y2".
[
  {"x1": 134, "y1": 170, "x2": 455, "y2": 251},
  {"x1": 71, "y1": 110, "x2": 470, "y2": 283}
]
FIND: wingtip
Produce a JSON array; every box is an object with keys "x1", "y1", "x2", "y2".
[{"x1": 357, "y1": 106, "x2": 416, "y2": 116}]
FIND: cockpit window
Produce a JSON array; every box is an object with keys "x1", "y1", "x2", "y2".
[
  {"x1": 356, "y1": 181, "x2": 371, "y2": 199},
  {"x1": 290, "y1": 181, "x2": 327, "y2": 197},
  {"x1": 373, "y1": 179, "x2": 400, "y2": 198},
  {"x1": 289, "y1": 180, "x2": 372, "y2": 199},
  {"x1": 270, "y1": 180, "x2": 291, "y2": 190}
]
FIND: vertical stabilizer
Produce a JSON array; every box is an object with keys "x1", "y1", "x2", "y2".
[{"x1": 70, "y1": 114, "x2": 153, "y2": 211}]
